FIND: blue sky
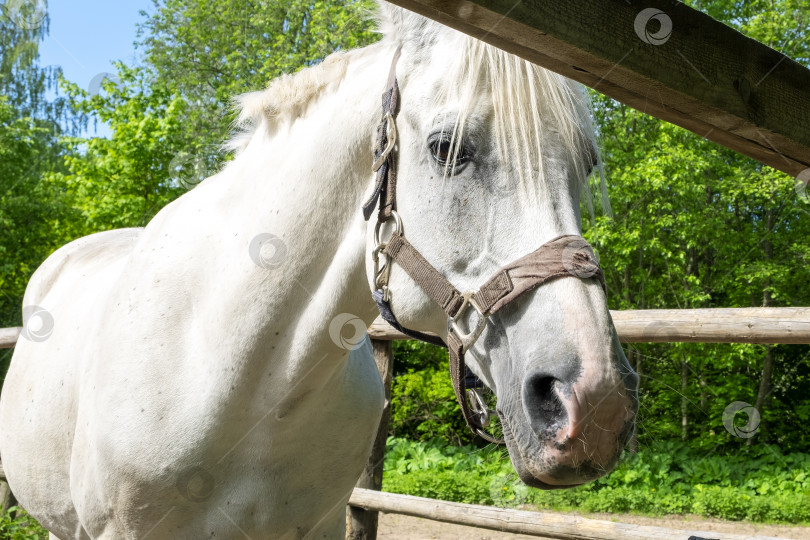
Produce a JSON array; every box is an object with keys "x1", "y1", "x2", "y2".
[{"x1": 38, "y1": 0, "x2": 154, "y2": 135}]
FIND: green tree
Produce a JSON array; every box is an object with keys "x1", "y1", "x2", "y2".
[
  {"x1": 134, "y1": 0, "x2": 378, "y2": 168},
  {"x1": 52, "y1": 66, "x2": 190, "y2": 232},
  {"x1": 54, "y1": 0, "x2": 380, "y2": 237},
  {"x1": 0, "y1": 1, "x2": 79, "y2": 336},
  {"x1": 583, "y1": 0, "x2": 810, "y2": 452}
]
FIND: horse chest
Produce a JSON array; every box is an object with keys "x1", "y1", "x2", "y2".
[{"x1": 72, "y1": 339, "x2": 383, "y2": 538}]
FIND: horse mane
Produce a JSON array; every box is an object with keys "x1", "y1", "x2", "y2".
[{"x1": 226, "y1": 52, "x2": 350, "y2": 153}]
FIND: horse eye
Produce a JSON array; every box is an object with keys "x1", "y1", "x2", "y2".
[
  {"x1": 436, "y1": 140, "x2": 451, "y2": 163},
  {"x1": 429, "y1": 137, "x2": 471, "y2": 172}
]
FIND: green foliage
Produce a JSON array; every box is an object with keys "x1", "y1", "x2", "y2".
[
  {"x1": 0, "y1": 2, "x2": 82, "y2": 333},
  {"x1": 392, "y1": 340, "x2": 446, "y2": 373},
  {"x1": 383, "y1": 437, "x2": 514, "y2": 504},
  {"x1": 52, "y1": 65, "x2": 191, "y2": 233},
  {"x1": 133, "y1": 0, "x2": 380, "y2": 170},
  {"x1": 581, "y1": 0, "x2": 810, "y2": 453},
  {"x1": 389, "y1": 359, "x2": 475, "y2": 445},
  {"x1": 0, "y1": 507, "x2": 48, "y2": 540},
  {"x1": 383, "y1": 438, "x2": 810, "y2": 523}
]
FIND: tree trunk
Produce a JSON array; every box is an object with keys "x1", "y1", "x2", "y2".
[
  {"x1": 749, "y1": 345, "x2": 773, "y2": 445},
  {"x1": 681, "y1": 357, "x2": 688, "y2": 441},
  {"x1": 627, "y1": 347, "x2": 640, "y2": 453},
  {"x1": 748, "y1": 209, "x2": 775, "y2": 445}
]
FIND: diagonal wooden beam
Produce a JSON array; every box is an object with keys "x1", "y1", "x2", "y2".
[{"x1": 386, "y1": 0, "x2": 810, "y2": 177}]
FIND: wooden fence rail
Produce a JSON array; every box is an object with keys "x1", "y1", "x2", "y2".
[
  {"x1": 4, "y1": 308, "x2": 809, "y2": 350},
  {"x1": 369, "y1": 308, "x2": 810, "y2": 344},
  {"x1": 349, "y1": 488, "x2": 783, "y2": 540}
]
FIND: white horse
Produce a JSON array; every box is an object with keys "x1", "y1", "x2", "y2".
[{"x1": 0, "y1": 4, "x2": 637, "y2": 539}]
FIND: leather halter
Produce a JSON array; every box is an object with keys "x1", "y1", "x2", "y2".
[{"x1": 363, "y1": 48, "x2": 606, "y2": 444}]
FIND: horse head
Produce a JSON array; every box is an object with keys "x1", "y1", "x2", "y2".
[{"x1": 366, "y1": 5, "x2": 638, "y2": 489}]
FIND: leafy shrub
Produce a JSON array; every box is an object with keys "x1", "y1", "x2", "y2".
[
  {"x1": 691, "y1": 485, "x2": 751, "y2": 520},
  {"x1": 0, "y1": 507, "x2": 48, "y2": 540},
  {"x1": 389, "y1": 365, "x2": 474, "y2": 445},
  {"x1": 383, "y1": 438, "x2": 810, "y2": 524}
]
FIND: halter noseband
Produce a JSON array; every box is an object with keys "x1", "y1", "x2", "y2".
[{"x1": 362, "y1": 48, "x2": 606, "y2": 445}]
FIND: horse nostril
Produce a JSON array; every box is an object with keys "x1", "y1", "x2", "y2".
[{"x1": 523, "y1": 373, "x2": 567, "y2": 437}]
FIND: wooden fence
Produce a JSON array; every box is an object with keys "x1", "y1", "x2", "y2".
[
  {"x1": 3, "y1": 308, "x2": 810, "y2": 350},
  {"x1": 2, "y1": 310, "x2": 808, "y2": 538},
  {"x1": 353, "y1": 308, "x2": 808, "y2": 539}
]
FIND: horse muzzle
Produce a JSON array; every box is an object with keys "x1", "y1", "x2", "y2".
[{"x1": 499, "y1": 355, "x2": 638, "y2": 489}]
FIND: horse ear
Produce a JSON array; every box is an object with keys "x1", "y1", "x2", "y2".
[{"x1": 376, "y1": 1, "x2": 442, "y2": 52}]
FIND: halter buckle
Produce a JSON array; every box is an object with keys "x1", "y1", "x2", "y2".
[
  {"x1": 448, "y1": 292, "x2": 488, "y2": 353},
  {"x1": 372, "y1": 112, "x2": 398, "y2": 172}
]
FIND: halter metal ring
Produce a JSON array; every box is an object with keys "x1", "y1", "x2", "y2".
[
  {"x1": 466, "y1": 388, "x2": 492, "y2": 428},
  {"x1": 448, "y1": 292, "x2": 488, "y2": 353},
  {"x1": 373, "y1": 210, "x2": 403, "y2": 248},
  {"x1": 468, "y1": 390, "x2": 505, "y2": 445},
  {"x1": 475, "y1": 427, "x2": 505, "y2": 445},
  {"x1": 372, "y1": 112, "x2": 398, "y2": 172}
]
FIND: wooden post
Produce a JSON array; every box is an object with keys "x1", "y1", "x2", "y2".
[
  {"x1": 346, "y1": 339, "x2": 394, "y2": 540},
  {"x1": 0, "y1": 460, "x2": 15, "y2": 514}
]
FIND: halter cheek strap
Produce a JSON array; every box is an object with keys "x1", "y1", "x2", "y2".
[
  {"x1": 363, "y1": 46, "x2": 402, "y2": 222},
  {"x1": 363, "y1": 48, "x2": 606, "y2": 444}
]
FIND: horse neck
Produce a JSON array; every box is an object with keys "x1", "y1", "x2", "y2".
[{"x1": 208, "y1": 43, "x2": 393, "y2": 380}]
